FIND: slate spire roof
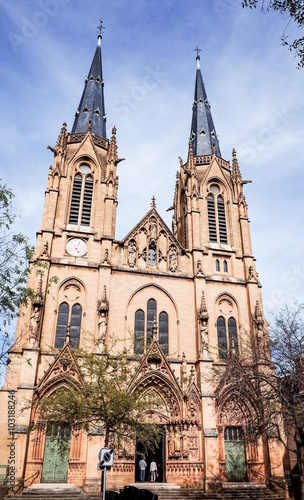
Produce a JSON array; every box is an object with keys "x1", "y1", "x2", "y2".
[
  {"x1": 190, "y1": 54, "x2": 221, "y2": 157},
  {"x1": 71, "y1": 34, "x2": 107, "y2": 138}
]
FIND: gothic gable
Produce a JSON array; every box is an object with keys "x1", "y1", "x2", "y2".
[
  {"x1": 121, "y1": 205, "x2": 184, "y2": 273},
  {"x1": 36, "y1": 343, "x2": 83, "y2": 397},
  {"x1": 129, "y1": 341, "x2": 183, "y2": 419},
  {"x1": 201, "y1": 156, "x2": 233, "y2": 193},
  {"x1": 67, "y1": 131, "x2": 106, "y2": 175}
]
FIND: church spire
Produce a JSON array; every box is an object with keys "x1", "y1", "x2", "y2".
[
  {"x1": 72, "y1": 22, "x2": 107, "y2": 139},
  {"x1": 190, "y1": 50, "x2": 221, "y2": 157}
]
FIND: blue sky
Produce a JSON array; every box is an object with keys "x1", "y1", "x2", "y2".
[{"x1": 0, "y1": 0, "x2": 303, "y2": 317}]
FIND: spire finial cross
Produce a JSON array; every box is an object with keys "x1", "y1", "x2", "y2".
[
  {"x1": 193, "y1": 45, "x2": 201, "y2": 58},
  {"x1": 97, "y1": 18, "x2": 105, "y2": 37},
  {"x1": 151, "y1": 196, "x2": 156, "y2": 209}
]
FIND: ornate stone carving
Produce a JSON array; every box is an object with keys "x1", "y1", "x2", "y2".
[
  {"x1": 102, "y1": 248, "x2": 111, "y2": 265},
  {"x1": 181, "y1": 352, "x2": 187, "y2": 391},
  {"x1": 40, "y1": 241, "x2": 49, "y2": 258},
  {"x1": 64, "y1": 283, "x2": 81, "y2": 302},
  {"x1": 196, "y1": 259, "x2": 204, "y2": 275},
  {"x1": 248, "y1": 265, "x2": 261, "y2": 286},
  {"x1": 188, "y1": 400, "x2": 197, "y2": 420}
]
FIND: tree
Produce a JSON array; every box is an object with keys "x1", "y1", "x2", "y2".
[
  {"x1": 0, "y1": 180, "x2": 33, "y2": 369},
  {"x1": 31, "y1": 341, "x2": 163, "y2": 456},
  {"x1": 214, "y1": 303, "x2": 304, "y2": 499},
  {"x1": 242, "y1": 0, "x2": 304, "y2": 67}
]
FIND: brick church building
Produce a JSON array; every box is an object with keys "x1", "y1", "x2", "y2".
[{"x1": 0, "y1": 30, "x2": 285, "y2": 492}]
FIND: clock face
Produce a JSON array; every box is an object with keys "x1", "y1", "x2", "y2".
[{"x1": 66, "y1": 238, "x2": 87, "y2": 257}]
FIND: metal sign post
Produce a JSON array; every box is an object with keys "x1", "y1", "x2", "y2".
[
  {"x1": 97, "y1": 447, "x2": 114, "y2": 500},
  {"x1": 102, "y1": 467, "x2": 107, "y2": 500}
]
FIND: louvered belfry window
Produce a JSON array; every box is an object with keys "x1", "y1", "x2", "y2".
[
  {"x1": 217, "y1": 196, "x2": 228, "y2": 244},
  {"x1": 207, "y1": 184, "x2": 228, "y2": 245},
  {"x1": 69, "y1": 174, "x2": 82, "y2": 225},
  {"x1": 207, "y1": 194, "x2": 217, "y2": 242},
  {"x1": 69, "y1": 165, "x2": 93, "y2": 226},
  {"x1": 81, "y1": 176, "x2": 93, "y2": 226}
]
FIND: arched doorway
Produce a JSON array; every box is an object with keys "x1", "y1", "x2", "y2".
[{"x1": 135, "y1": 425, "x2": 165, "y2": 482}]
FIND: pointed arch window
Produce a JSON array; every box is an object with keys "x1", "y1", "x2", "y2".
[
  {"x1": 228, "y1": 317, "x2": 238, "y2": 354},
  {"x1": 216, "y1": 259, "x2": 220, "y2": 272},
  {"x1": 159, "y1": 311, "x2": 168, "y2": 355},
  {"x1": 147, "y1": 299, "x2": 157, "y2": 348},
  {"x1": 55, "y1": 302, "x2": 82, "y2": 349},
  {"x1": 134, "y1": 309, "x2": 145, "y2": 354},
  {"x1": 55, "y1": 302, "x2": 69, "y2": 349},
  {"x1": 134, "y1": 300, "x2": 169, "y2": 355},
  {"x1": 69, "y1": 165, "x2": 94, "y2": 227},
  {"x1": 207, "y1": 185, "x2": 228, "y2": 245},
  {"x1": 217, "y1": 316, "x2": 227, "y2": 359},
  {"x1": 217, "y1": 316, "x2": 238, "y2": 358},
  {"x1": 70, "y1": 304, "x2": 82, "y2": 347}
]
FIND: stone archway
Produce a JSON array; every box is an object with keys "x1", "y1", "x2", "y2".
[{"x1": 217, "y1": 385, "x2": 263, "y2": 484}]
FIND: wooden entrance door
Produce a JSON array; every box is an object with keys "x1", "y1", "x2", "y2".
[
  {"x1": 224, "y1": 426, "x2": 247, "y2": 482},
  {"x1": 41, "y1": 424, "x2": 71, "y2": 483}
]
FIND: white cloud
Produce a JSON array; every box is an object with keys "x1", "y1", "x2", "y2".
[{"x1": 0, "y1": 0, "x2": 303, "y2": 319}]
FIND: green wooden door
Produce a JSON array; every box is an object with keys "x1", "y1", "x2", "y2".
[
  {"x1": 41, "y1": 424, "x2": 71, "y2": 483},
  {"x1": 224, "y1": 426, "x2": 247, "y2": 482}
]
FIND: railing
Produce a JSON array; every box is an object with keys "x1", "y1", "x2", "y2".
[
  {"x1": 249, "y1": 467, "x2": 288, "y2": 491},
  {"x1": 0, "y1": 465, "x2": 9, "y2": 485},
  {"x1": 12, "y1": 469, "x2": 40, "y2": 496}
]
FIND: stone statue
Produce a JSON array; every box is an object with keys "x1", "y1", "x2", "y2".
[
  {"x1": 168, "y1": 435, "x2": 174, "y2": 456},
  {"x1": 169, "y1": 246, "x2": 177, "y2": 272},
  {"x1": 128, "y1": 241, "x2": 136, "y2": 268},
  {"x1": 149, "y1": 219, "x2": 157, "y2": 240},
  {"x1": 98, "y1": 312, "x2": 107, "y2": 344},
  {"x1": 174, "y1": 434, "x2": 181, "y2": 454},
  {"x1": 198, "y1": 291, "x2": 209, "y2": 357},
  {"x1": 30, "y1": 305, "x2": 41, "y2": 338},
  {"x1": 200, "y1": 319, "x2": 209, "y2": 354}
]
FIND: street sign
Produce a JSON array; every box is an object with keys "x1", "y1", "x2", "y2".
[{"x1": 98, "y1": 447, "x2": 114, "y2": 467}]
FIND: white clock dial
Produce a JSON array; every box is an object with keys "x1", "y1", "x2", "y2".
[{"x1": 66, "y1": 238, "x2": 87, "y2": 257}]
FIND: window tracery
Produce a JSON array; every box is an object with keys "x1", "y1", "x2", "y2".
[
  {"x1": 55, "y1": 280, "x2": 84, "y2": 349},
  {"x1": 134, "y1": 299, "x2": 169, "y2": 355},
  {"x1": 55, "y1": 302, "x2": 82, "y2": 349},
  {"x1": 217, "y1": 315, "x2": 238, "y2": 359}
]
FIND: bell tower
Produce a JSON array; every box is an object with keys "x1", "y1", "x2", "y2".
[{"x1": 38, "y1": 27, "x2": 123, "y2": 263}]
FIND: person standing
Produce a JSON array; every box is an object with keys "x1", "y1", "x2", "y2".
[
  {"x1": 150, "y1": 459, "x2": 157, "y2": 482},
  {"x1": 139, "y1": 457, "x2": 147, "y2": 482}
]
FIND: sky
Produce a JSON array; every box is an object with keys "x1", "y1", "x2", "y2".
[{"x1": 0, "y1": 0, "x2": 303, "y2": 319}]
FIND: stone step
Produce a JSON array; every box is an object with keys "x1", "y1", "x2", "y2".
[{"x1": 4, "y1": 483, "x2": 287, "y2": 500}]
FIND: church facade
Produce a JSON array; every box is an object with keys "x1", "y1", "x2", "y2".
[{"x1": 0, "y1": 32, "x2": 285, "y2": 492}]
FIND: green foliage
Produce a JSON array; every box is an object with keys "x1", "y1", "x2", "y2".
[
  {"x1": 0, "y1": 180, "x2": 34, "y2": 366},
  {"x1": 33, "y1": 342, "x2": 162, "y2": 453},
  {"x1": 214, "y1": 303, "x2": 304, "y2": 497},
  {"x1": 242, "y1": 0, "x2": 304, "y2": 67}
]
